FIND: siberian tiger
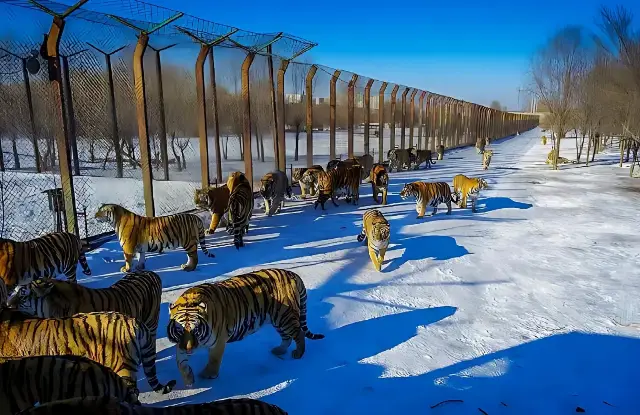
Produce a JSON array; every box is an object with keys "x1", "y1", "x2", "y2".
[
  {"x1": 0, "y1": 355, "x2": 140, "y2": 413},
  {"x1": 0, "y1": 279, "x2": 7, "y2": 307},
  {"x1": 366, "y1": 164, "x2": 389, "y2": 205},
  {"x1": 259, "y1": 170, "x2": 292, "y2": 217},
  {"x1": 193, "y1": 184, "x2": 230, "y2": 235},
  {"x1": 545, "y1": 149, "x2": 575, "y2": 165},
  {"x1": 357, "y1": 209, "x2": 390, "y2": 272},
  {"x1": 225, "y1": 172, "x2": 253, "y2": 249},
  {"x1": 387, "y1": 148, "x2": 414, "y2": 172},
  {"x1": 482, "y1": 149, "x2": 493, "y2": 170},
  {"x1": 357, "y1": 154, "x2": 374, "y2": 180},
  {"x1": 475, "y1": 137, "x2": 486, "y2": 154},
  {"x1": 167, "y1": 268, "x2": 324, "y2": 387},
  {"x1": 0, "y1": 310, "x2": 176, "y2": 394},
  {"x1": 94, "y1": 204, "x2": 214, "y2": 272},
  {"x1": 399, "y1": 181, "x2": 454, "y2": 219},
  {"x1": 452, "y1": 174, "x2": 489, "y2": 213},
  {"x1": 20, "y1": 397, "x2": 288, "y2": 414},
  {"x1": 11, "y1": 270, "x2": 162, "y2": 343},
  {"x1": 313, "y1": 165, "x2": 361, "y2": 210},
  {"x1": 326, "y1": 159, "x2": 343, "y2": 171},
  {"x1": 293, "y1": 165, "x2": 323, "y2": 199},
  {"x1": 0, "y1": 232, "x2": 91, "y2": 294},
  {"x1": 412, "y1": 149, "x2": 436, "y2": 170}
]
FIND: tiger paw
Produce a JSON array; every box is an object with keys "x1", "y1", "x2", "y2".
[
  {"x1": 198, "y1": 367, "x2": 220, "y2": 380},
  {"x1": 181, "y1": 264, "x2": 196, "y2": 272},
  {"x1": 291, "y1": 349, "x2": 304, "y2": 359},
  {"x1": 181, "y1": 367, "x2": 195, "y2": 388},
  {"x1": 120, "y1": 266, "x2": 130, "y2": 273},
  {"x1": 205, "y1": 229, "x2": 214, "y2": 235},
  {"x1": 271, "y1": 346, "x2": 288, "y2": 356}
]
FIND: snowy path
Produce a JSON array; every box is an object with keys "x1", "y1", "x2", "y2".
[{"x1": 82, "y1": 128, "x2": 640, "y2": 414}]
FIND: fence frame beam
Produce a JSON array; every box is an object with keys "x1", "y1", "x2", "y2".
[
  {"x1": 363, "y1": 79, "x2": 374, "y2": 155},
  {"x1": 267, "y1": 44, "x2": 279, "y2": 171},
  {"x1": 276, "y1": 60, "x2": 289, "y2": 171},
  {"x1": 195, "y1": 44, "x2": 211, "y2": 189},
  {"x1": 347, "y1": 74, "x2": 358, "y2": 158},
  {"x1": 378, "y1": 82, "x2": 387, "y2": 163},
  {"x1": 148, "y1": 44, "x2": 175, "y2": 182},
  {"x1": 305, "y1": 65, "x2": 318, "y2": 167},
  {"x1": 400, "y1": 87, "x2": 409, "y2": 149},
  {"x1": 389, "y1": 85, "x2": 399, "y2": 150},
  {"x1": 329, "y1": 70, "x2": 341, "y2": 161},
  {"x1": 241, "y1": 53, "x2": 256, "y2": 190},
  {"x1": 408, "y1": 89, "x2": 418, "y2": 148}
]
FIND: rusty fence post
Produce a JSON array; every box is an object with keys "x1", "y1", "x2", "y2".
[
  {"x1": 60, "y1": 54, "x2": 80, "y2": 176},
  {"x1": 363, "y1": 79, "x2": 374, "y2": 155},
  {"x1": 417, "y1": 91, "x2": 425, "y2": 150},
  {"x1": 19, "y1": 56, "x2": 41, "y2": 173},
  {"x1": 87, "y1": 43, "x2": 126, "y2": 178},
  {"x1": 400, "y1": 87, "x2": 409, "y2": 149},
  {"x1": 329, "y1": 69, "x2": 340, "y2": 161},
  {"x1": 408, "y1": 89, "x2": 417, "y2": 148},
  {"x1": 378, "y1": 82, "x2": 387, "y2": 163},
  {"x1": 242, "y1": 53, "x2": 256, "y2": 190},
  {"x1": 196, "y1": 44, "x2": 211, "y2": 189},
  {"x1": 347, "y1": 74, "x2": 358, "y2": 158},
  {"x1": 149, "y1": 44, "x2": 174, "y2": 182},
  {"x1": 208, "y1": 49, "x2": 223, "y2": 183},
  {"x1": 267, "y1": 45, "x2": 278, "y2": 171},
  {"x1": 277, "y1": 60, "x2": 289, "y2": 171},
  {"x1": 389, "y1": 85, "x2": 399, "y2": 150},
  {"x1": 305, "y1": 64, "x2": 318, "y2": 167}
]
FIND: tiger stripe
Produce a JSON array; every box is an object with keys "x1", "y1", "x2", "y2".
[
  {"x1": 452, "y1": 174, "x2": 489, "y2": 212},
  {"x1": 0, "y1": 355, "x2": 140, "y2": 414},
  {"x1": 225, "y1": 172, "x2": 253, "y2": 249},
  {"x1": 357, "y1": 209, "x2": 391, "y2": 272},
  {"x1": 194, "y1": 184, "x2": 230, "y2": 235},
  {"x1": 167, "y1": 268, "x2": 324, "y2": 387},
  {"x1": 368, "y1": 164, "x2": 389, "y2": 205},
  {"x1": 0, "y1": 310, "x2": 176, "y2": 394},
  {"x1": 94, "y1": 204, "x2": 213, "y2": 272},
  {"x1": 313, "y1": 165, "x2": 361, "y2": 210}
]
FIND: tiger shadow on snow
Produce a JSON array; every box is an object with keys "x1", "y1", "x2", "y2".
[{"x1": 151, "y1": 305, "x2": 457, "y2": 408}]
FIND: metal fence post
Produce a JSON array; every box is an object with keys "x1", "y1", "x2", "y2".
[
  {"x1": 208, "y1": 48, "x2": 223, "y2": 184},
  {"x1": 20, "y1": 56, "x2": 41, "y2": 173},
  {"x1": 267, "y1": 45, "x2": 278, "y2": 171},
  {"x1": 329, "y1": 69, "x2": 340, "y2": 161},
  {"x1": 408, "y1": 89, "x2": 417, "y2": 148},
  {"x1": 378, "y1": 82, "x2": 387, "y2": 163},
  {"x1": 60, "y1": 54, "x2": 80, "y2": 176},
  {"x1": 196, "y1": 44, "x2": 211, "y2": 189},
  {"x1": 242, "y1": 52, "x2": 255, "y2": 190},
  {"x1": 363, "y1": 79, "x2": 374, "y2": 155},
  {"x1": 417, "y1": 91, "x2": 425, "y2": 150},
  {"x1": 390, "y1": 85, "x2": 399, "y2": 150},
  {"x1": 305, "y1": 64, "x2": 318, "y2": 167},
  {"x1": 150, "y1": 44, "x2": 174, "y2": 182},
  {"x1": 347, "y1": 74, "x2": 358, "y2": 158},
  {"x1": 277, "y1": 59, "x2": 289, "y2": 171},
  {"x1": 400, "y1": 87, "x2": 409, "y2": 149}
]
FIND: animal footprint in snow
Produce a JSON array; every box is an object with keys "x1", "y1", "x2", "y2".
[{"x1": 102, "y1": 256, "x2": 115, "y2": 263}]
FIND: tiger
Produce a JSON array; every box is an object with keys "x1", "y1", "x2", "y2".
[
  {"x1": 545, "y1": 149, "x2": 575, "y2": 165},
  {"x1": 225, "y1": 172, "x2": 253, "y2": 249},
  {"x1": 0, "y1": 310, "x2": 176, "y2": 394},
  {"x1": 193, "y1": 184, "x2": 230, "y2": 235},
  {"x1": 387, "y1": 148, "x2": 414, "y2": 172},
  {"x1": 364, "y1": 164, "x2": 389, "y2": 205},
  {"x1": 541, "y1": 135, "x2": 547, "y2": 145},
  {"x1": 475, "y1": 137, "x2": 486, "y2": 154},
  {"x1": 10, "y1": 270, "x2": 162, "y2": 344},
  {"x1": 19, "y1": 397, "x2": 288, "y2": 415},
  {"x1": 313, "y1": 165, "x2": 361, "y2": 210},
  {"x1": 298, "y1": 166, "x2": 324, "y2": 199},
  {"x1": 0, "y1": 355, "x2": 140, "y2": 414},
  {"x1": 357, "y1": 209, "x2": 390, "y2": 272},
  {"x1": 399, "y1": 181, "x2": 454, "y2": 219},
  {"x1": 411, "y1": 149, "x2": 436, "y2": 170},
  {"x1": 94, "y1": 204, "x2": 214, "y2": 272},
  {"x1": 482, "y1": 149, "x2": 494, "y2": 170},
  {"x1": 0, "y1": 232, "x2": 91, "y2": 295},
  {"x1": 326, "y1": 158, "x2": 343, "y2": 171},
  {"x1": 0, "y1": 279, "x2": 7, "y2": 308},
  {"x1": 259, "y1": 170, "x2": 292, "y2": 217},
  {"x1": 357, "y1": 154, "x2": 374, "y2": 180},
  {"x1": 167, "y1": 268, "x2": 324, "y2": 387},
  {"x1": 452, "y1": 174, "x2": 489, "y2": 213}
]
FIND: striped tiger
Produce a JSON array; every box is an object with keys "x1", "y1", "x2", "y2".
[
  {"x1": 387, "y1": 148, "x2": 414, "y2": 172},
  {"x1": 225, "y1": 172, "x2": 253, "y2": 250},
  {"x1": 365, "y1": 164, "x2": 389, "y2": 205},
  {"x1": 167, "y1": 268, "x2": 324, "y2": 387},
  {"x1": 313, "y1": 166, "x2": 361, "y2": 210},
  {"x1": 545, "y1": 149, "x2": 575, "y2": 165},
  {"x1": 356, "y1": 154, "x2": 374, "y2": 180},
  {"x1": 452, "y1": 174, "x2": 489, "y2": 213},
  {"x1": 194, "y1": 184, "x2": 230, "y2": 235},
  {"x1": 0, "y1": 232, "x2": 91, "y2": 294},
  {"x1": 0, "y1": 355, "x2": 140, "y2": 414},
  {"x1": 0, "y1": 310, "x2": 175, "y2": 394},
  {"x1": 11, "y1": 270, "x2": 161, "y2": 343},
  {"x1": 399, "y1": 181, "x2": 454, "y2": 219},
  {"x1": 326, "y1": 158, "x2": 343, "y2": 171},
  {"x1": 259, "y1": 170, "x2": 292, "y2": 217},
  {"x1": 19, "y1": 397, "x2": 288, "y2": 415},
  {"x1": 482, "y1": 149, "x2": 493, "y2": 170},
  {"x1": 94, "y1": 204, "x2": 214, "y2": 272},
  {"x1": 412, "y1": 149, "x2": 436, "y2": 170},
  {"x1": 357, "y1": 209, "x2": 390, "y2": 272},
  {"x1": 296, "y1": 165, "x2": 324, "y2": 199},
  {"x1": 0, "y1": 279, "x2": 7, "y2": 308}
]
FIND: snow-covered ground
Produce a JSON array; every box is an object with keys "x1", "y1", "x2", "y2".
[{"x1": 77, "y1": 127, "x2": 639, "y2": 414}]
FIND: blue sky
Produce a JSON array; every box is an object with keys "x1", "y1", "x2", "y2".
[{"x1": 145, "y1": 0, "x2": 639, "y2": 109}]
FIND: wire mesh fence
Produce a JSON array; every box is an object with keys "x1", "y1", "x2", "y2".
[{"x1": 0, "y1": 0, "x2": 538, "y2": 242}]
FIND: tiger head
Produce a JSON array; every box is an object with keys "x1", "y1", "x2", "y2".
[
  {"x1": 399, "y1": 183, "x2": 418, "y2": 200},
  {"x1": 372, "y1": 222, "x2": 390, "y2": 242},
  {"x1": 259, "y1": 175, "x2": 275, "y2": 199},
  {"x1": 94, "y1": 203, "x2": 121, "y2": 225},
  {"x1": 477, "y1": 178, "x2": 489, "y2": 190},
  {"x1": 12, "y1": 279, "x2": 65, "y2": 317},
  {"x1": 292, "y1": 168, "x2": 305, "y2": 183},
  {"x1": 194, "y1": 188, "x2": 210, "y2": 210},
  {"x1": 167, "y1": 291, "x2": 213, "y2": 354},
  {"x1": 300, "y1": 170, "x2": 318, "y2": 188}
]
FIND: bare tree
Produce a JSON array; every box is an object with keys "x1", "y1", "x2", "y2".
[
  {"x1": 490, "y1": 100, "x2": 502, "y2": 110},
  {"x1": 531, "y1": 26, "x2": 591, "y2": 169}
]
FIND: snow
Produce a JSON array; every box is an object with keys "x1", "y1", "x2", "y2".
[{"x1": 75, "y1": 127, "x2": 640, "y2": 414}]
